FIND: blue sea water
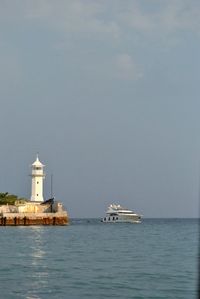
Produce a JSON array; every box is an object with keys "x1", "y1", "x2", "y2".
[{"x1": 0, "y1": 219, "x2": 198, "y2": 299}]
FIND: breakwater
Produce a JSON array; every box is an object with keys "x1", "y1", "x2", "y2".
[{"x1": 0, "y1": 212, "x2": 69, "y2": 226}]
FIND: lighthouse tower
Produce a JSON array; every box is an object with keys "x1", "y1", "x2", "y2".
[{"x1": 30, "y1": 155, "x2": 45, "y2": 202}]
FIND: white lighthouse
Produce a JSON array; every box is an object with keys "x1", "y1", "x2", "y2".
[{"x1": 30, "y1": 155, "x2": 45, "y2": 202}]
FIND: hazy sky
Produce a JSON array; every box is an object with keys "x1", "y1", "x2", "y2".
[{"x1": 0, "y1": 0, "x2": 199, "y2": 217}]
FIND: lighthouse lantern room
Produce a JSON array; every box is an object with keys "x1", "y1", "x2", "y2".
[{"x1": 30, "y1": 155, "x2": 45, "y2": 202}]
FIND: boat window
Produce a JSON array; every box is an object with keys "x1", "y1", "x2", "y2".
[
  {"x1": 113, "y1": 217, "x2": 115, "y2": 220},
  {"x1": 116, "y1": 217, "x2": 118, "y2": 220},
  {"x1": 104, "y1": 218, "x2": 106, "y2": 221},
  {"x1": 108, "y1": 217, "x2": 110, "y2": 221}
]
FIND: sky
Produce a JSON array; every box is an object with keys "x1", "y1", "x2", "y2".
[{"x1": 0, "y1": 0, "x2": 199, "y2": 218}]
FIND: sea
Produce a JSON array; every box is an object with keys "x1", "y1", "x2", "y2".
[{"x1": 0, "y1": 219, "x2": 198, "y2": 299}]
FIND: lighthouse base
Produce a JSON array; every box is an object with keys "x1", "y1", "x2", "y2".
[{"x1": 0, "y1": 200, "x2": 69, "y2": 226}]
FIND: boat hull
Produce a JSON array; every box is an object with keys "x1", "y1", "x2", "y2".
[{"x1": 102, "y1": 215, "x2": 141, "y2": 223}]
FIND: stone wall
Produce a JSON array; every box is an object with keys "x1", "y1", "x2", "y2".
[{"x1": 0, "y1": 212, "x2": 69, "y2": 226}]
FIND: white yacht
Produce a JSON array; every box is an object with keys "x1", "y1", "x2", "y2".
[{"x1": 102, "y1": 204, "x2": 142, "y2": 223}]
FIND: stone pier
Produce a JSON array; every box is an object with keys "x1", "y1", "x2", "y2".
[
  {"x1": 0, "y1": 212, "x2": 69, "y2": 226},
  {"x1": 0, "y1": 200, "x2": 69, "y2": 226}
]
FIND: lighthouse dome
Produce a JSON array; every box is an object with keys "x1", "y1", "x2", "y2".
[{"x1": 32, "y1": 155, "x2": 44, "y2": 167}]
